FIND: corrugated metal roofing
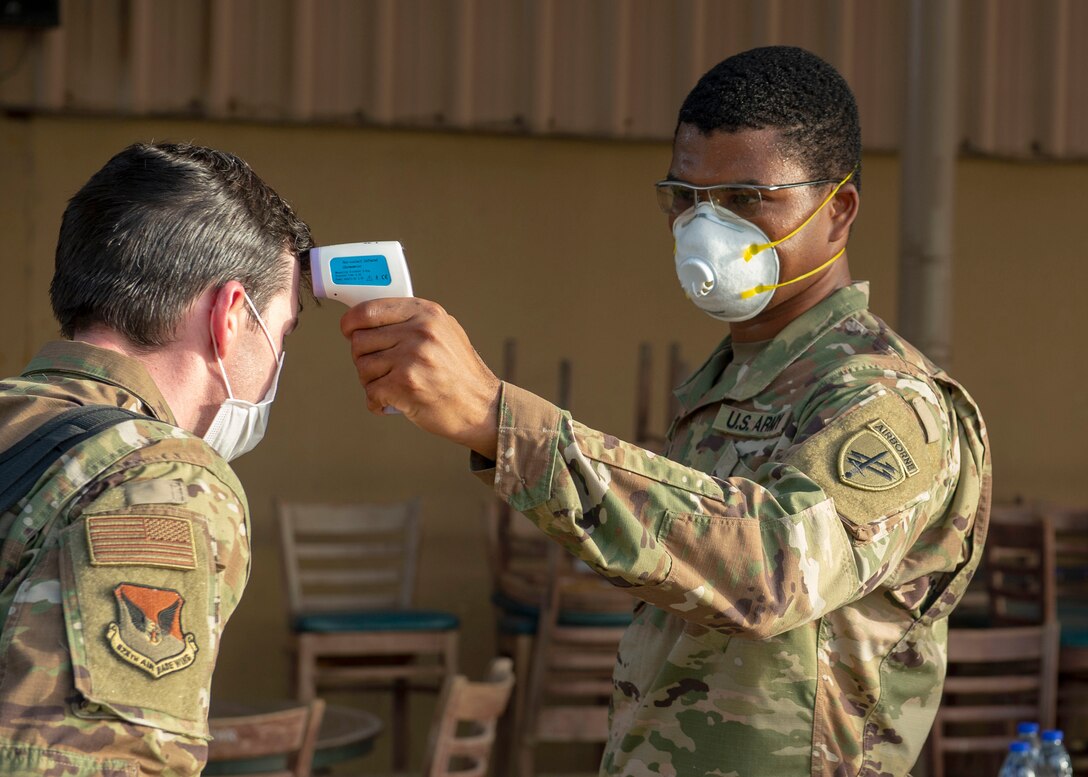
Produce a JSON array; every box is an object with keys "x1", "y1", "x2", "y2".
[{"x1": 0, "y1": 0, "x2": 1085, "y2": 158}]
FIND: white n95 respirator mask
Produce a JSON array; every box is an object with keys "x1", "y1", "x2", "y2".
[
  {"x1": 671, "y1": 170, "x2": 853, "y2": 323},
  {"x1": 673, "y1": 203, "x2": 781, "y2": 323}
]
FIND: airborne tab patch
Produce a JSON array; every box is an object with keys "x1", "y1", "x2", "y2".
[{"x1": 838, "y1": 418, "x2": 919, "y2": 491}]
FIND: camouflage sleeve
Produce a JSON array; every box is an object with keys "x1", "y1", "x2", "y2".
[
  {"x1": 59, "y1": 436, "x2": 250, "y2": 773},
  {"x1": 473, "y1": 375, "x2": 957, "y2": 639}
]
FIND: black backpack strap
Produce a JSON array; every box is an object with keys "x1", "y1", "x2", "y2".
[{"x1": 0, "y1": 405, "x2": 145, "y2": 516}]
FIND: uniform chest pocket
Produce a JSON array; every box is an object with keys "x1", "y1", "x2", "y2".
[
  {"x1": 710, "y1": 438, "x2": 785, "y2": 481},
  {"x1": 58, "y1": 506, "x2": 219, "y2": 739}
]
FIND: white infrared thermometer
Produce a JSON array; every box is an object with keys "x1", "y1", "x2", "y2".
[
  {"x1": 310, "y1": 241, "x2": 412, "y2": 416},
  {"x1": 309, "y1": 241, "x2": 413, "y2": 306}
]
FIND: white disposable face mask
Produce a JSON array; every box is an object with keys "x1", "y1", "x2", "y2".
[
  {"x1": 673, "y1": 203, "x2": 781, "y2": 322},
  {"x1": 671, "y1": 170, "x2": 853, "y2": 323},
  {"x1": 203, "y1": 293, "x2": 285, "y2": 462}
]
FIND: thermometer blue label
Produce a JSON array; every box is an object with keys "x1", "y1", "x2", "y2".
[{"x1": 330, "y1": 255, "x2": 392, "y2": 286}]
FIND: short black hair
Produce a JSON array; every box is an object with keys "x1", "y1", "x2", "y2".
[
  {"x1": 677, "y1": 46, "x2": 862, "y2": 191},
  {"x1": 51, "y1": 142, "x2": 313, "y2": 346}
]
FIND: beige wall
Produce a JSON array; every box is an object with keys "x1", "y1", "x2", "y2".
[{"x1": 2, "y1": 114, "x2": 1085, "y2": 768}]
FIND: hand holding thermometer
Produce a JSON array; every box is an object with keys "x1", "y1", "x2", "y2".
[
  {"x1": 310, "y1": 241, "x2": 413, "y2": 414},
  {"x1": 309, "y1": 241, "x2": 413, "y2": 306}
]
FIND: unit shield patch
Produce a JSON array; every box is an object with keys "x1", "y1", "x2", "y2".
[
  {"x1": 107, "y1": 583, "x2": 198, "y2": 678},
  {"x1": 838, "y1": 417, "x2": 919, "y2": 491}
]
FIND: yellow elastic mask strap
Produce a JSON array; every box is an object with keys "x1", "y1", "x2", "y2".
[
  {"x1": 741, "y1": 168, "x2": 856, "y2": 263},
  {"x1": 739, "y1": 244, "x2": 847, "y2": 299}
]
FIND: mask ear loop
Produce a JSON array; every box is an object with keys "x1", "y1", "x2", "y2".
[
  {"x1": 243, "y1": 293, "x2": 282, "y2": 358},
  {"x1": 741, "y1": 168, "x2": 856, "y2": 263},
  {"x1": 740, "y1": 245, "x2": 847, "y2": 299},
  {"x1": 211, "y1": 292, "x2": 282, "y2": 399},
  {"x1": 739, "y1": 168, "x2": 856, "y2": 300},
  {"x1": 210, "y1": 319, "x2": 236, "y2": 401}
]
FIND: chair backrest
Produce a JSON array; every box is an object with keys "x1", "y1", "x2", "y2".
[
  {"x1": 928, "y1": 623, "x2": 1060, "y2": 777},
  {"x1": 1036, "y1": 502, "x2": 1088, "y2": 608},
  {"x1": 482, "y1": 499, "x2": 553, "y2": 603},
  {"x1": 422, "y1": 657, "x2": 516, "y2": 777},
  {"x1": 634, "y1": 341, "x2": 687, "y2": 454},
  {"x1": 208, "y1": 699, "x2": 326, "y2": 777},
  {"x1": 928, "y1": 509, "x2": 1061, "y2": 777},
  {"x1": 985, "y1": 505, "x2": 1057, "y2": 625},
  {"x1": 487, "y1": 339, "x2": 576, "y2": 603},
  {"x1": 522, "y1": 545, "x2": 631, "y2": 747},
  {"x1": 277, "y1": 500, "x2": 421, "y2": 617},
  {"x1": 1036, "y1": 502, "x2": 1088, "y2": 770}
]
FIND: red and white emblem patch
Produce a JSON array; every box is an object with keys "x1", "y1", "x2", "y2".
[{"x1": 106, "y1": 583, "x2": 198, "y2": 678}]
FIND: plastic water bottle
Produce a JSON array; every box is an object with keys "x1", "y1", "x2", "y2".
[
  {"x1": 999, "y1": 741, "x2": 1038, "y2": 777},
  {"x1": 1017, "y1": 721, "x2": 1043, "y2": 762},
  {"x1": 1038, "y1": 729, "x2": 1073, "y2": 777}
]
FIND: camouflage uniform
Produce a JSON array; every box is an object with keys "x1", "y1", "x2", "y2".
[
  {"x1": 0, "y1": 341, "x2": 251, "y2": 776},
  {"x1": 474, "y1": 283, "x2": 990, "y2": 776}
]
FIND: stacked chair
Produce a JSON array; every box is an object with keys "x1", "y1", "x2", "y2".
[
  {"x1": 483, "y1": 340, "x2": 686, "y2": 774},
  {"x1": 422, "y1": 657, "x2": 516, "y2": 777},
  {"x1": 483, "y1": 483, "x2": 633, "y2": 775},
  {"x1": 207, "y1": 699, "x2": 326, "y2": 777},
  {"x1": 927, "y1": 505, "x2": 1060, "y2": 777},
  {"x1": 277, "y1": 499, "x2": 460, "y2": 771},
  {"x1": 1039, "y1": 502, "x2": 1088, "y2": 771}
]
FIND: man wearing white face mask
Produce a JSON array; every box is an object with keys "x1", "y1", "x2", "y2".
[
  {"x1": 203, "y1": 292, "x2": 289, "y2": 462},
  {"x1": 340, "y1": 47, "x2": 990, "y2": 776},
  {"x1": 0, "y1": 143, "x2": 309, "y2": 776}
]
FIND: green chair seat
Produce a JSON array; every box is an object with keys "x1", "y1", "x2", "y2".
[
  {"x1": 1061, "y1": 629, "x2": 1088, "y2": 649},
  {"x1": 498, "y1": 613, "x2": 538, "y2": 636},
  {"x1": 294, "y1": 609, "x2": 459, "y2": 633},
  {"x1": 1058, "y1": 601, "x2": 1088, "y2": 648},
  {"x1": 492, "y1": 591, "x2": 633, "y2": 632}
]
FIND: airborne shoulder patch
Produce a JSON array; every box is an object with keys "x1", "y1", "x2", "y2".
[
  {"x1": 838, "y1": 418, "x2": 919, "y2": 491},
  {"x1": 783, "y1": 388, "x2": 943, "y2": 533}
]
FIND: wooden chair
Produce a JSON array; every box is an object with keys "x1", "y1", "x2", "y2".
[
  {"x1": 1037, "y1": 502, "x2": 1088, "y2": 771},
  {"x1": 422, "y1": 657, "x2": 516, "y2": 777},
  {"x1": 928, "y1": 624, "x2": 1061, "y2": 777},
  {"x1": 985, "y1": 505, "x2": 1057, "y2": 626},
  {"x1": 277, "y1": 500, "x2": 459, "y2": 771},
  {"x1": 515, "y1": 543, "x2": 632, "y2": 777},
  {"x1": 927, "y1": 511, "x2": 1060, "y2": 777},
  {"x1": 484, "y1": 340, "x2": 660, "y2": 774},
  {"x1": 482, "y1": 494, "x2": 635, "y2": 768},
  {"x1": 633, "y1": 341, "x2": 687, "y2": 454},
  {"x1": 207, "y1": 699, "x2": 326, "y2": 777}
]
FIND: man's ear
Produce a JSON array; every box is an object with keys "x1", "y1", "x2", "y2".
[
  {"x1": 208, "y1": 281, "x2": 248, "y2": 360},
  {"x1": 828, "y1": 183, "x2": 860, "y2": 243}
]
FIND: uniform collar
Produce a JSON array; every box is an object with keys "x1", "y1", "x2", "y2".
[
  {"x1": 22, "y1": 340, "x2": 178, "y2": 425},
  {"x1": 674, "y1": 282, "x2": 871, "y2": 413}
]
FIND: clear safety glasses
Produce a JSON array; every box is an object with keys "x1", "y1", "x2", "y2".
[{"x1": 655, "y1": 177, "x2": 841, "y2": 221}]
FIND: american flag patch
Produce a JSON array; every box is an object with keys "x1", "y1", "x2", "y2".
[{"x1": 86, "y1": 515, "x2": 197, "y2": 571}]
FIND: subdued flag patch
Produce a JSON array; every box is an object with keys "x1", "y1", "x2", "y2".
[
  {"x1": 107, "y1": 583, "x2": 198, "y2": 678},
  {"x1": 86, "y1": 515, "x2": 196, "y2": 570}
]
